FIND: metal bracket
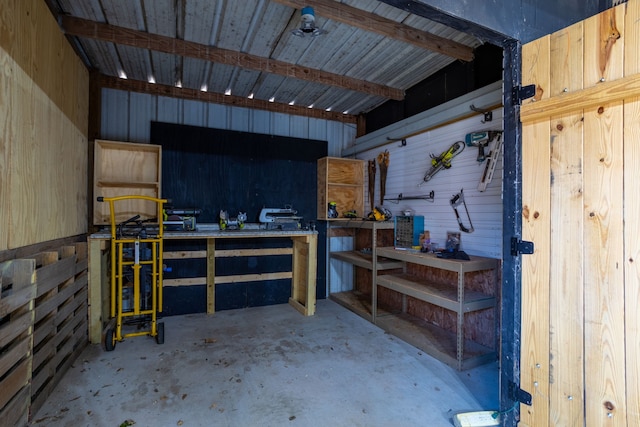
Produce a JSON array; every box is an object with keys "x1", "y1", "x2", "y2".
[
  {"x1": 511, "y1": 237, "x2": 534, "y2": 256},
  {"x1": 387, "y1": 136, "x2": 407, "y2": 147},
  {"x1": 509, "y1": 381, "x2": 532, "y2": 406},
  {"x1": 469, "y1": 104, "x2": 492, "y2": 123},
  {"x1": 512, "y1": 84, "x2": 536, "y2": 105}
]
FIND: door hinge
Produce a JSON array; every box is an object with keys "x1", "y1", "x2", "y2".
[
  {"x1": 509, "y1": 381, "x2": 532, "y2": 406},
  {"x1": 511, "y1": 237, "x2": 534, "y2": 256},
  {"x1": 512, "y1": 84, "x2": 536, "y2": 105}
]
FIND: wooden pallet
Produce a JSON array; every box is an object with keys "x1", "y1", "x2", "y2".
[
  {"x1": 0, "y1": 259, "x2": 37, "y2": 427},
  {"x1": 0, "y1": 242, "x2": 88, "y2": 426}
]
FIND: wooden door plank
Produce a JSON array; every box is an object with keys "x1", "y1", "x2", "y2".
[
  {"x1": 520, "y1": 35, "x2": 551, "y2": 427},
  {"x1": 623, "y1": 6, "x2": 640, "y2": 410},
  {"x1": 522, "y1": 36, "x2": 551, "y2": 104},
  {"x1": 547, "y1": 36, "x2": 586, "y2": 426},
  {"x1": 548, "y1": 112, "x2": 585, "y2": 426},
  {"x1": 623, "y1": 94, "x2": 640, "y2": 424},
  {"x1": 583, "y1": 6, "x2": 625, "y2": 88},
  {"x1": 625, "y1": 0, "x2": 640, "y2": 76},
  {"x1": 583, "y1": 101, "x2": 626, "y2": 425},
  {"x1": 550, "y1": 21, "x2": 584, "y2": 96},
  {"x1": 520, "y1": 72, "x2": 640, "y2": 123}
]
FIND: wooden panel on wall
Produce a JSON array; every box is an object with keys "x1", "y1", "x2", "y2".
[{"x1": 0, "y1": 0, "x2": 89, "y2": 251}]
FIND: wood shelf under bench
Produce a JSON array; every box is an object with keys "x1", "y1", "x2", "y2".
[{"x1": 375, "y1": 247, "x2": 499, "y2": 371}]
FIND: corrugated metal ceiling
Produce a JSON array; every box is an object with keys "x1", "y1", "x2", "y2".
[{"x1": 47, "y1": 0, "x2": 485, "y2": 122}]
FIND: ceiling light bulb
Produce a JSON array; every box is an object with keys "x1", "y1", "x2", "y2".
[
  {"x1": 308, "y1": 104, "x2": 314, "y2": 109},
  {"x1": 225, "y1": 88, "x2": 232, "y2": 96},
  {"x1": 118, "y1": 70, "x2": 127, "y2": 79},
  {"x1": 248, "y1": 93, "x2": 254, "y2": 99},
  {"x1": 148, "y1": 76, "x2": 156, "y2": 84},
  {"x1": 325, "y1": 107, "x2": 332, "y2": 112},
  {"x1": 289, "y1": 100, "x2": 295, "y2": 106},
  {"x1": 200, "y1": 84, "x2": 208, "y2": 92},
  {"x1": 176, "y1": 80, "x2": 182, "y2": 88},
  {"x1": 269, "y1": 97, "x2": 275, "y2": 103}
]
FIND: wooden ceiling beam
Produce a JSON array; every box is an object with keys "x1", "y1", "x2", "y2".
[
  {"x1": 272, "y1": 0, "x2": 474, "y2": 62},
  {"x1": 99, "y1": 74, "x2": 359, "y2": 124},
  {"x1": 61, "y1": 16, "x2": 404, "y2": 101}
]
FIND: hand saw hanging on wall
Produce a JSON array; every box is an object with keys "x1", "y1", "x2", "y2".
[{"x1": 450, "y1": 189, "x2": 474, "y2": 233}]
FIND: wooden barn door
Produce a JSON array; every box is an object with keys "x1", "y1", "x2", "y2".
[{"x1": 519, "y1": 1, "x2": 640, "y2": 426}]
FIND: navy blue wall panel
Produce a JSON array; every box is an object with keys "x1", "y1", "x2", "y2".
[{"x1": 151, "y1": 122, "x2": 328, "y2": 315}]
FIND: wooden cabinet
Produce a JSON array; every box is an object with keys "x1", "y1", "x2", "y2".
[
  {"x1": 317, "y1": 157, "x2": 365, "y2": 220},
  {"x1": 93, "y1": 140, "x2": 162, "y2": 225},
  {"x1": 328, "y1": 220, "x2": 403, "y2": 322},
  {"x1": 375, "y1": 247, "x2": 498, "y2": 370}
]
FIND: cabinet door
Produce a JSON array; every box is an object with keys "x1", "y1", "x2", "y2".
[{"x1": 94, "y1": 140, "x2": 161, "y2": 224}]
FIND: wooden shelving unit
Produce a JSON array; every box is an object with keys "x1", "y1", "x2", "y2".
[
  {"x1": 375, "y1": 247, "x2": 498, "y2": 370},
  {"x1": 94, "y1": 140, "x2": 162, "y2": 225},
  {"x1": 317, "y1": 157, "x2": 365, "y2": 220},
  {"x1": 328, "y1": 220, "x2": 402, "y2": 322}
]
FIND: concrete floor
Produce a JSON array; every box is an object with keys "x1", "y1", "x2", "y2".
[{"x1": 30, "y1": 299, "x2": 498, "y2": 427}]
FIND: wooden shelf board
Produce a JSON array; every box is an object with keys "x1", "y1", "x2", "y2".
[
  {"x1": 330, "y1": 290, "x2": 373, "y2": 321},
  {"x1": 375, "y1": 312, "x2": 496, "y2": 370},
  {"x1": 377, "y1": 247, "x2": 499, "y2": 273},
  {"x1": 377, "y1": 273, "x2": 495, "y2": 312},
  {"x1": 331, "y1": 251, "x2": 405, "y2": 270},
  {"x1": 328, "y1": 220, "x2": 395, "y2": 229},
  {"x1": 97, "y1": 181, "x2": 159, "y2": 188}
]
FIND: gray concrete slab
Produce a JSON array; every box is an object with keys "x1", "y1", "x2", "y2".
[{"x1": 30, "y1": 300, "x2": 498, "y2": 427}]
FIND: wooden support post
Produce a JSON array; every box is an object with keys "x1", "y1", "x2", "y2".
[{"x1": 207, "y1": 238, "x2": 215, "y2": 315}]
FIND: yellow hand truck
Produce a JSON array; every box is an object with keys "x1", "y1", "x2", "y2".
[{"x1": 98, "y1": 195, "x2": 167, "y2": 351}]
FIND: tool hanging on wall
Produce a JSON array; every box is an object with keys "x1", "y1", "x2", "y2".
[
  {"x1": 384, "y1": 191, "x2": 435, "y2": 204},
  {"x1": 368, "y1": 159, "x2": 376, "y2": 212},
  {"x1": 377, "y1": 150, "x2": 389, "y2": 204},
  {"x1": 478, "y1": 131, "x2": 503, "y2": 192},
  {"x1": 450, "y1": 189, "x2": 474, "y2": 233},
  {"x1": 418, "y1": 141, "x2": 465, "y2": 185},
  {"x1": 465, "y1": 131, "x2": 500, "y2": 162}
]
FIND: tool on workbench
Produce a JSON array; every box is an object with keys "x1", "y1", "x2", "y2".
[
  {"x1": 419, "y1": 141, "x2": 465, "y2": 185},
  {"x1": 450, "y1": 189, "x2": 474, "y2": 233},
  {"x1": 219, "y1": 210, "x2": 247, "y2": 230},
  {"x1": 384, "y1": 190, "x2": 435, "y2": 204},
  {"x1": 164, "y1": 207, "x2": 201, "y2": 231},
  {"x1": 367, "y1": 205, "x2": 392, "y2": 221},
  {"x1": 259, "y1": 206, "x2": 303, "y2": 230},
  {"x1": 98, "y1": 195, "x2": 167, "y2": 352},
  {"x1": 477, "y1": 131, "x2": 503, "y2": 192}
]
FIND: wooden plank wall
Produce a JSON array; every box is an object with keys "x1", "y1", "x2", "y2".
[
  {"x1": 520, "y1": 1, "x2": 640, "y2": 425},
  {"x1": 0, "y1": 243, "x2": 88, "y2": 425},
  {"x1": 0, "y1": 0, "x2": 89, "y2": 251}
]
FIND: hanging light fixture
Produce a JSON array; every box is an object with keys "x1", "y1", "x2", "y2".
[{"x1": 291, "y1": 6, "x2": 326, "y2": 37}]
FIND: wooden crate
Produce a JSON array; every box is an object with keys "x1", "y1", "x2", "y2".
[
  {"x1": 93, "y1": 140, "x2": 161, "y2": 225},
  {"x1": 0, "y1": 259, "x2": 37, "y2": 427},
  {"x1": 317, "y1": 157, "x2": 365, "y2": 220}
]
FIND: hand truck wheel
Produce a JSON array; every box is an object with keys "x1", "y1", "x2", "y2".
[
  {"x1": 156, "y1": 322, "x2": 165, "y2": 345},
  {"x1": 105, "y1": 328, "x2": 116, "y2": 351}
]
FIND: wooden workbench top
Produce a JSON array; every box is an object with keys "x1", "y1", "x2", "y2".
[{"x1": 90, "y1": 223, "x2": 318, "y2": 240}]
